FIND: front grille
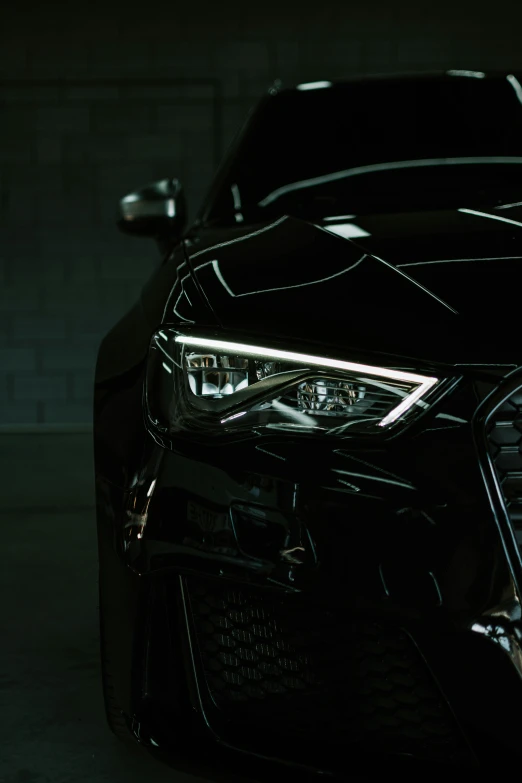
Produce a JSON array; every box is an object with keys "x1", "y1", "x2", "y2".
[
  {"x1": 185, "y1": 578, "x2": 467, "y2": 763},
  {"x1": 485, "y1": 389, "x2": 522, "y2": 547}
]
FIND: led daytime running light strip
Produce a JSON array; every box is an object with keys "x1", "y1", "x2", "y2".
[{"x1": 174, "y1": 335, "x2": 439, "y2": 428}]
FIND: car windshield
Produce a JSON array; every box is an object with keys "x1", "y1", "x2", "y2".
[{"x1": 204, "y1": 74, "x2": 522, "y2": 224}]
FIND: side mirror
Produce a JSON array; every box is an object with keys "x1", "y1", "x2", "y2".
[{"x1": 117, "y1": 178, "x2": 187, "y2": 240}]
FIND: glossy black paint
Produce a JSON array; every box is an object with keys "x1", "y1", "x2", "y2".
[
  {"x1": 95, "y1": 72, "x2": 522, "y2": 778},
  {"x1": 182, "y1": 212, "x2": 522, "y2": 365}
]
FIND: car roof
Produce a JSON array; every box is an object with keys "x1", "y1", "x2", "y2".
[{"x1": 269, "y1": 70, "x2": 519, "y2": 96}]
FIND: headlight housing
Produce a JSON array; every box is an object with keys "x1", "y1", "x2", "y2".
[{"x1": 145, "y1": 330, "x2": 444, "y2": 439}]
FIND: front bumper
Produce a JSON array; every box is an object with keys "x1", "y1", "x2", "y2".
[{"x1": 99, "y1": 369, "x2": 522, "y2": 776}]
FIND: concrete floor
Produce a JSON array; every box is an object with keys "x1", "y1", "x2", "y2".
[{"x1": 0, "y1": 433, "x2": 212, "y2": 783}]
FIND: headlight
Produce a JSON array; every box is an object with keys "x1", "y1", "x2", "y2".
[{"x1": 145, "y1": 330, "x2": 442, "y2": 438}]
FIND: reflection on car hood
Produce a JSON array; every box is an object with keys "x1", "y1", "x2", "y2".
[{"x1": 182, "y1": 211, "x2": 522, "y2": 367}]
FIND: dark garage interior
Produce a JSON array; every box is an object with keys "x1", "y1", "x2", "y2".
[{"x1": 3, "y1": 1, "x2": 522, "y2": 780}]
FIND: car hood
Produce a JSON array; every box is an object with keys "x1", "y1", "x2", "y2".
[{"x1": 183, "y1": 210, "x2": 522, "y2": 368}]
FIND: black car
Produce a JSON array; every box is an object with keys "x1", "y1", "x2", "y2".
[{"x1": 94, "y1": 71, "x2": 522, "y2": 778}]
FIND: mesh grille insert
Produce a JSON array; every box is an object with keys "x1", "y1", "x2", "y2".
[{"x1": 185, "y1": 578, "x2": 466, "y2": 762}]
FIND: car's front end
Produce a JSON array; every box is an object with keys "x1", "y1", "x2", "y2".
[
  {"x1": 96, "y1": 315, "x2": 522, "y2": 775},
  {"x1": 95, "y1": 71, "x2": 522, "y2": 778}
]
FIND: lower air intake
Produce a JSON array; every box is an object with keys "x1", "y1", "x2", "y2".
[{"x1": 185, "y1": 578, "x2": 467, "y2": 763}]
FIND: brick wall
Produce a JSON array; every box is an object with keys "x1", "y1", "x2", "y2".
[{"x1": 1, "y1": 0, "x2": 522, "y2": 424}]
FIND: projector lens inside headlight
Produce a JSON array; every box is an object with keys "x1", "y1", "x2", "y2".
[
  {"x1": 297, "y1": 379, "x2": 368, "y2": 415},
  {"x1": 145, "y1": 331, "x2": 441, "y2": 437}
]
